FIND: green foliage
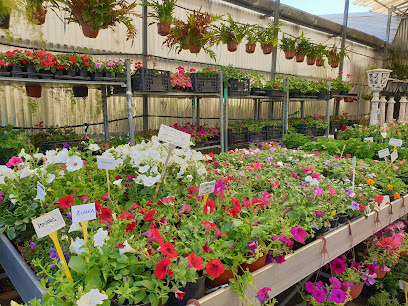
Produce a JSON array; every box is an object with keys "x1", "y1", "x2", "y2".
[
  {"x1": 29, "y1": 126, "x2": 80, "y2": 150},
  {"x1": 257, "y1": 22, "x2": 282, "y2": 47},
  {"x1": 368, "y1": 291, "x2": 401, "y2": 306},
  {"x1": 279, "y1": 34, "x2": 296, "y2": 51},
  {"x1": 282, "y1": 132, "x2": 311, "y2": 149},
  {"x1": 144, "y1": 0, "x2": 177, "y2": 24},
  {"x1": 330, "y1": 76, "x2": 353, "y2": 92},
  {"x1": 214, "y1": 14, "x2": 248, "y2": 44},
  {"x1": 0, "y1": 125, "x2": 29, "y2": 162},
  {"x1": 295, "y1": 32, "x2": 311, "y2": 56},
  {"x1": 220, "y1": 65, "x2": 249, "y2": 87}
]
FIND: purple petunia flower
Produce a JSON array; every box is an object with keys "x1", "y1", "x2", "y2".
[
  {"x1": 363, "y1": 270, "x2": 377, "y2": 286},
  {"x1": 329, "y1": 277, "x2": 341, "y2": 289},
  {"x1": 342, "y1": 281, "x2": 354, "y2": 289},
  {"x1": 62, "y1": 142, "x2": 71, "y2": 148},
  {"x1": 330, "y1": 288, "x2": 346, "y2": 303},
  {"x1": 312, "y1": 288, "x2": 326, "y2": 303},
  {"x1": 350, "y1": 201, "x2": 359, "y2": 210},
  {"x1": 305, "y1": 281, "x2": 315, "y2": 293},
  {"x1": 345, "y1": 189, "x2": 356, "y2": 198},
  {"x1": 29, "y1": 241, "x2": 36, "y2": 250},
  {"x1": 256, "y1": 287, "x2": 271, "y2": 305}
]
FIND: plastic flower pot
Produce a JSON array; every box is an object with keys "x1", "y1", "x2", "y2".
[
  {"x1": 245, "y1": 43, "x2": 256, "y2": 54},
  {"x1": 331, "y1": 60, "x2": 339, "y2": 68},
  {"x1": 167, "y1": 276, "x2": 205, "y2": 306},
  {"x1": 315, "y1": 226, "x2": 329, "y2": 236},
  {"x1": 91, "y1": 71, "x2": 104, "y2": 81},
  {"x1": 189, "y1": 44, "x2": 201, "y2": 54},
  {"x1": 80, "y1": 21, "x2": 99, "y2": 38},
  {"x1": 239, "y1": 254, "x2": 267, "y2": 274},
  {"x1": 316, "y1": 59, "x2": 325, "y2": 66},
  {"x1": 0, "y1": 66, "x2": 10, "y2": 76},
  {"x1": 206, "y1": 268, "x2": 235, "y2": 287},
  {"x1": 227, "y1": 40, "x2": 238, "y2": 52},
  {"x1": 341, "y1": 283, "x2": 363, "y2": 299},
  {"x1": 157, "y1": 22, "x2": 170, "y2": 36},
  {"x1": 344, "y1": 97, "x2": 352, "y2": 102},
  {"x1": 72, "y1": 86, "x2": 88, "y2": 97},
  {"x1": 284, "y1": 50, "x2": 295, "y2": 60},
  {"x1": 306, "y1": 57, "x2": 316, "y2": 65},
  {"x1": 329, "y1": 216, "x2": 339, "y2": 228},
  {"x1": 262, "y1": 45, "x2": 273, "y2": 55},
  {"x1": 338, "y1": 214, "x2": 348, "y2": 224},
  {"x1": 25, "y1": 85, "x2": 42, "y2": 98},
  {"x1": 375, "y1": 267, "x2": 387, "y2": 279},
  {"x1": 26, "y1": 67, "x2": 39, "y2": 79},
  {"x1": 296, "y1": 54, "x2": 305, "y2": 62}
]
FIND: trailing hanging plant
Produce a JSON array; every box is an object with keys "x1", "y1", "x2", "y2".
[
  {"x1": 57, "y1": 0, "x2": 140, "y2": 42},
  {"x1": 279, "y1": 34, "x2": 296, "y2": 59},
  {"x1": 0, "y1": 0, "x2": 21, "y2": 28},
  {"x1": 213, "y1": 14, "x2": 248, "y2": 52},
  {"x1": 328, "y1": 45, "x2": 349, "y2": 68},
  {"x1": 257, "y1": 22, "x2": 282, "y2": 55},
  {"x1": 143, "y1": 0, "x2": 177, "y2": 36},
  {"x1": 294, "y1": 32, "x2": 310, "y2": 56}
]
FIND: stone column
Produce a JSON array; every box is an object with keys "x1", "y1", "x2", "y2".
[
  {"x1": 370, "y1": 91, "x2": 380, "y2": 125},
  {"x1": 399, "y1": 96, "x2": 408, "y2": 123},
  {"x1": 386, "y1": 96, "x2": 396, "y2": 123},
  {"x1": 379, "y1": 96, "x2": 387, "y2": 124}
]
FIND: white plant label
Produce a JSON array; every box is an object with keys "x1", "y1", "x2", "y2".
[
  {"x1": 364, "y1": 137, "x2": 374, "y2": 142},
  {"x1": 399, "y1": 280, "x2": 408, "y2": 290},
  {"x1": 389, "y1": 138, "x2": 403, "y2": 147},
  {"x1": 198, "y1": 181, "x2": 216, "y2": 196},
  {"x1": 352, "y1": 157, "x2": 356, "y2": 168},
  {"x1": 391, "y1": 150, "x2": 398, "y2": 163},
  {"x1": 71, "y1": 203, "x2": 96, "y2": 223},
  {"x1": 97, "y1": 157, "x2": 116, "y2": 170},
  {"x1": 32, "y1": 209, "x2": 65, "y2": 239},
  {"x1": 158, "y1": 124, "x2": 191, "y2": 148},
  {"x1": 381, "y1": 132, "x2": 387, "y2": 138},
  {"x1": 328, "y1": 134, "x2": 334, "y2": 139},
  {"x1": 378, "y1": 148, "x2": 390, "y2": 158},
  {"x1": 36, "y1": 182, "x2": 45, "y2": 202}
]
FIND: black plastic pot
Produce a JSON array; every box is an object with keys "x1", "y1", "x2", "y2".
[
  {"x1": 111, "y1": 301, "x2": 151, "y2": 306},
  {"x1": 11, "y1": 65, "x2": 26, "y2": 78},
  {"x1": 77, "y1": 70, "x2": 89, "y2": 80},
  {"x1": 266, "y1": 89, "x2": 285, "y2": 97},
  {"x1": 250, "y1": 88, "x2": 267, "y2": 96},
  {"x1": 72, "y1": 86, "x2": 88, "y2": 97},
  {"x1": 167, "y1": 276, "x2": 205, "y2": 306},
  {"x1": 40, "y1": 70, "x2": 53, "y2": 79},
  {"x1": 0, "y1": 66, "x2": 10, "y2": 76},
  {"x1": 329, "y1": 217, "x2": 339, "y2": 228},
  {"x1": 338, "y1": 214, "x2": 348, "y2": 224},
  {"x1": 315, "y1": 226, "x2": 329, "y2": 236},
  {"x1": 91, "y1": 71, "x2": 104, "y2": 81}
]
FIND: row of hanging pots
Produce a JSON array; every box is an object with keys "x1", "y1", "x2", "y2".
[
  {"x1": 283, "y1": 50, "x2": 339, "y2": 68},
  {"x1": 25, "y1": 85, "x2": 88, "y2": 98}
]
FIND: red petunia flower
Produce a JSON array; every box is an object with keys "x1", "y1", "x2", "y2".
[
  {"x1": 187, "y1": 252, "x2": 204, "y2": 270},
  {"x1": 59, "y1": 195, "x2": 74, "y2": 209},
  {"x1": 101, "y1": 192, "x2": 110, "y2": 201},
  {"x1": 206, "y1": 259, "x2": 225, "y2": 278},
  {"x1": 174, "y1": 287, "x2": 185, "y2": 300},
  {"x1": 126, "y1": 222, "x2": 136, "y2": 233},
  {"x1": 202, "y1": 242, "x2": 213, "y2": 253},
  {"x1": 120, "y1": 210, "x2": 134, "y2": 220},
  {"x1": 154, "y1": 257, "x2": 171, "y2": 280},
  {"x1": 203, "y1": 199, "x2": 216, "y2": 214},
  {"x1": 160, "y1": 242, "x2": 178, "y2": 258},
  {"x1": 100, "y1": 207, "x2": 113, "y2": 221},
  {"x1": 94, "y1": 200, "x2": 101, "y2": 213},
  {"x1": 202, "y1": 222, "x2": 217, "y2": 235},
  {"x1": 228, "y1": 199, "x2": 242, "y2": 218},
  {"x1": 78, "y1": 194, "x2": 91, "y2": 203},
  {"x1": 358, "y1": 204, "x2": 366, "y2": 211},
  {"x1": 141, "y1": 224, "x2": 164, "y2": 244},
  {"x1": 144, "y1": 210, "x2": 156, "y2": 222}
]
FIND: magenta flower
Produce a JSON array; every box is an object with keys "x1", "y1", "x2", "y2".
[
  {"x1": 6, "y1": 156, "x2": 23, "y2": 167},
  {"x1": 291, "y1": 227, "x2": 307, "y2": 244},
  {"x1": 314, "y1": 210, "x2": 324, "y2": 217},
  {"x1": 330, "y1": 258, "x2": 346, "y2": 274},
  {"x1": 256, "y1": 287, "x2": 271, "y2": 305},
  {"x1": 329, "y1": 277, "x2": 341, "y2": 289},
  {"x1": 305, "y1": 281, "x2": 315, "y2": 293},
  {"x1": 313, "y1": 188, "x2": 324, "y2": 196},
  {"x1": 342, "y1": 281, "x2": 354, "y2": 288},
  {"x1": 312, "y1": 288, "x2": 326, "y2": 303},
  {"x1": 275, "y1": 254, "x2": 286, "y2": 264},
  {"x1": 330, "y1": 288, "x2": 346, "y2": 303}
]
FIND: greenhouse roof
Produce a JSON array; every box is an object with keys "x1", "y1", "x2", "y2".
[{"x1": 353, "y1": 0, "x2": 408, "y2": 16}]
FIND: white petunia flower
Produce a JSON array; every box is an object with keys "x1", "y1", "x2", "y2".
[
  {"x1": 197, "y1": 167, "x2": 207, "y2": 176},
  {"x1": 0, "y1": 176, "x2": 5, "y2": 185},
  {"x1": 33, "y1": 153, "x2": 45, "y2": 159},
  {"x1": 136, "y1": 174, "x2": 161, "y2": 187},
  {"x1": 186, "y1": 175, "x2": 193, "y2": 182},
  {"x1": 94, "y1": 228, "x2": 108, "y2": 248},
  {"x1": 55, "y1": 149, "x2": 69, "y2": 163},
  {"x1": 89, "y1": 144, "x2": 100, "y2": 152},
  {"x1": 76, "y1": 289, "x2": 108, "y2": 306},
  {"x1": 66, "y1": 156, "x2": 83, "y2": 172},
  {"x1": 68, "y1": 222, "x2": 83, "y2": 233},
  {"x1": 46, "y1": 173, "x2": 56, "y2": 184},
  {"x1": 9, "y1": 194, "x2": 17, "y2": 204},
  {"x1": 113, "y1": 179, "x2": 122, "y2": 187},
  {"x1": 119, "y1": 240, "x2": 136, "y2": 255},
  {"x1": 19, "y1": 166, "x2": 30, "y2": 179},
  {"x1": 70, "y1": 237, "x2": 85, "y2": 254},
  {"x1": 138, "y1": 165, "x2": 150, "y2": 173}
]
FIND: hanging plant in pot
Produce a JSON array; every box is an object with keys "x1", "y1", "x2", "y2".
[
  {"x1": 26, "y1": 0, "x2": 54, "y2": 25},
  {"x1": 305, "y1": 44, "x2": 318, "y2": 66},
  {"x1": 258, "y1": 22, "x2": 281, "y2": 55},
  {"x1": 58, "y1": 0, "x2": 140, "y2": 42},
  {"x1": 0, "y1": 0, "x2": 20, "y2": 29},
  {"x1": 244, "y1": 24, "x2": 259, "y2": 54},
  {"x1": 26, "y1": 85, "x2": 42, "y2": 97},
  {"x1": 315, "y1": 43, "x2": 327, "y2": 67},
  {"x1": 279, "y1": 34, "x2": 296, "y2": 60},
  {"x1": 213, "y1": 13, "x2": 248, "y2": 53},
  {"x1": 143, "y1": 0, "x2": 177, "y2": 36},
  {"x1": 294, "y1": 32, "x2": 310, "y2": 63},
  {"x1": 328, "y1": 45, "x2": 349, "y2": 69}
]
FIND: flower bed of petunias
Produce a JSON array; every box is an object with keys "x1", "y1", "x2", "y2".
[{"x1": 0, "y1": 139, "x2": 407, "y2": 305}]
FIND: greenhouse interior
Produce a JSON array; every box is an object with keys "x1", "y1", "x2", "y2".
[{"x1": 2, "y1": 0, "x2": 408, "y2": 305}]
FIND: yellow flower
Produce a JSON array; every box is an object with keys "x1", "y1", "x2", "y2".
[
  {"x1": 367, "y1": 179, "x2": 375, "y2": 185},
  {"x1": 387, "y1": 184, "x2": 394, "y2": 191},
  {"x1": 394, "y1": 192, "x2": 401, "y2": 199}
]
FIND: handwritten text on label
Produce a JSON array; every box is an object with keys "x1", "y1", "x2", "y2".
[
  {"x1": 32, "y1": 209, "x2": 65, "y2": 239},
  {"x1": 158, "y1": 125, "x2": 191, "y2": 148},
  {"x1": 198, "y1": 181, "x2": 216, "y2": 196},
  {"x1": 378, "y1": 148, "x2": 390, "y2": 158},
  {"x1": 71, "y1": 203, "x2": 96, "y2": 223},
  {"x1": 97, "y1": 157, "x2": 116, "y2": 170},
  {"x1": 389, "y1": 138, "x2": 403, "y2": 147}
]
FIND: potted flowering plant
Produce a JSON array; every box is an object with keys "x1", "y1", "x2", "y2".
[
  {"x1": 214, "y1": 14, "x2": 248, "y2": 52},
  {"x1": 144, "y1": 0, "x2": 177, "y2": 36},
  {"x1": 328, "y1": 45, "x2": 349, "y2": 68},
  {"x1": 301, "y1": 277, "x2": 351, "y2": 305},
  {"x1": 170, "y1": 66, "x2": 193, "y2": 92}
]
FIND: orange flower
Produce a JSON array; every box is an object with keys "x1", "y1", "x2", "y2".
[
  {"x1": 367, "y1": 179, "x2": 375, "y2": 185},
  {"x1": 387, "y1": 184, "x2": 394, "y2": 191},
  {"x1": 394, "y1": 192, "x2": 401, "y2": 199}
]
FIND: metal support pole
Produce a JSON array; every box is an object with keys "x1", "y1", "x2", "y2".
[
  {"x1": 258, "y1": 100, "x2": 262, "y2": 119},
  {"x1": 271, "y1": 0, "x2": 280, "y2": 80},
  {"x1": 219, "y1": 71, "x2": 224, "y2": 153},
  {"x1": 283, "y1": 78, "x2": 289, "y2": 135},
  {"x1": 101, "y1": 85, "x2": 109, "y2": 141},
  {"x1": 192, "y1": 98, "x2": 196, "y2": 125},
  {"x1": 196, "y1": 97, "x2": 200, "y2": 126},
  {"x1": 339, "y1": 0, "x2": 350, "y2": 77},
  {"x1": 335, "y1": 98, "x2": 341, "y2": 116},
  {"x1": 224, "y1": 88, "x2": 228, "y2": 151},
  {"x1": 125, "y1": 59, "x2": 135, "y2": 145},
  {"x1": 326, "y1": 82, "x2": 331, "y2": 137},
  {"x1": 384, "y1": 7, "x2": 396, "y2": 63},
  {"x1": 142, "y1": 0, "x2": 149, "y2": 131},
  {"x1": 300, "y1": 101, "x2": 304, "y2": 119},
  {"x1": 254, "y1": 99, "x2": 258, "y2": 120},
  {"x1": 270, "y1": 102, "x2": 274, "y2": 119},
  {"x1": 357, "y1": 85, "x2": 362, "y2": 120}
]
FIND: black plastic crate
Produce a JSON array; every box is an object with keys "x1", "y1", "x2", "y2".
[
  {"x1": 131, "y1": 68, "x2": 171, "y2": 92},
  {"x1": 264, "y1": 125, "x2": 283, "y2": 140},
  {"x1": 227, "y1": 128, "x2": 247, "y2": 146},
  {"x1": 42, "y1": 139, "x2": 89, "y2": 153},
  {"x1": 329, "y1": 121, "x2": 341, "y2": 134},
  {"x1": 191, "y1": 73, "x2": 219, "y2": 93},
  {"x1": 295, "y1": 124, "x2": 316, "y2": 136},
  {"x1": 348, "y1": 120, "x2": 360, "y2": 126},
  {"x1": 317, "y1": 91, "x2": 331, "y2": 100},
  {"x1": 227, "y1": 79, "x2": 250, "y2": 96},
  {"x1": 266, "y1": 89, "x2": 285, "y2": 97},
  {"x1": 250, "y1": 88, "x2": 267, "y2": 96}
]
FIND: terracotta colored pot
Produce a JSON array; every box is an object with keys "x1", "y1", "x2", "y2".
[
  {"x1": 227, "y1": 40, "x2": 238, "y2": 52},
  {"x1": 262, "y1": 45, "x2": 273, "y2": 55},
  {"x1": 331, "y1": 60, "x2": 339, "y2": 68},
  {"x1": 189, "y1": 44, "x2": 201, "y2": 54},
  {"x1": 239, "y1": 254, "x2": 267, "y2": 274},
  {"x1": 344, "y1": 97, "x2": 352, "y2": 102},
  {"x1": 245, "y1": 43, "x2": 256, "y2": 54},
  {"x1": 26, "y1": 85, "x2": 42, "y2": 98},
  {"x1": 32, "y1": 6, "x2": 47, "y2": 25},
  {"x1": 400, "y1": 250, "x2": 408, "y2": 256},
  {"x1": 80, "y1": 21, "x2": 99, "y2": 38},
  {"x1": 375, "y1": 267, "x2": 387, "y2": 279},
  {"x1": 341, "y1": 283, "x2": 363, "y2": 299},
  {"x1": 316, "y1": 59, "x2": 325, "y2": 66},
  {"x1": 336, "y1": 97, "x2": 342, "y2": 102},
  {"x1": 206, "y1": 269, "x2": 234, "y2": 287},
  {"x1": 306, "y1": 57, "x2": 316, "y2": 65},
  {"x1": 296, "y1": 54, "x2": 305, "y2": 62},
  {"x1": 284, "y1": 50, "x2": 295, "y2": 60},
  {"x1": 157, "y1": 22, "x2": 170, "y2": 36}
]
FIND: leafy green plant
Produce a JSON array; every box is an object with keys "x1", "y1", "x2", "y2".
[
  {"x1": 295, "y1": 32, "x2": 310, "y2": 56},
  {"x1": 328, "y1": 45, "x2": 350, "y2": 65},
  {"x1": 144, "y1": 0, "x2": 177, "y2": 24},
  {"x1": 214, "y1": 13, "x2": 248, "y2": 44},
  {"x1": 246, "y1": 24, "x2": 260, "y2": 44},
  {"x1": 368, "y1": 291, "x2": 401, "y2": 306},
  {"x1": 0, "y1": 125, "x2": 29, "y2": 162},
  {"x1": 257, "y1": 22, "x2": 282, "y2": 47},
  {"x1": 220, "y1": 65, "x2": 249, "y2": 87},
  {"x1": 282, "y1": 132, "x2": 311, "y2": 149},
  {"x1": 279, "y1": 34, "x2": 296, "y2": 52}
]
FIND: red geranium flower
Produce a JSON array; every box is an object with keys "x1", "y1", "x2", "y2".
[
  {"x1": 374, "y1": 195, "x2": 384, "y2": 205},
  {"x1": 154, "y1": 257, "x2": 171, "y2": 280},
  {"x1": 69, "y1": 56, "x2": 76, "y2": 63},
  {"x1": 174, "y1": 287, "x2": 185, "y2": 300},
  {"x1": 187, "y1": 252, "x2": 204, "y2": 270},
  {"x1": 206, "y1": 259, "x2": 225, "y2": 278},
  {"x1": 59, "y1": 195, "x2": 74, "y2": 209},
  {"x1": 160, "y1": 242, "x2": 178, "y2": 258},
  {"x1": 100, "y1": 207, "x2": 113, "y2": 221}
]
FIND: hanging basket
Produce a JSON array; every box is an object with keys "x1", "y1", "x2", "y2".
[
  {"x1": 245, "y1": 43, "x2": 256, "y2": 54},
  {"x1": 31, "y1": 6, "x2": 47, "y2": 25},
  {"x1": 296, "y1": 54, "x2": 305, "y2": 63},
  {"x1": 331, "y1": 60, "x2": 339, "y2": 68},
  {"x1": 80, "y1": 21, "x2": 99, "y2": 38},
  {"x1": 189, "y1": 44, "x2": 201, "y2": 54},
  {"x1": 284, "y1": 50, "x2": 295, "y2": 60},
  {"x1": 307, "y1": 57, "x2": 316, "y2": 65},
  {"x1": 341, "y1": 283, "x2": 363, "y2": 299},
  {"x1": 262, "y1": 45, "x2": 273, "y2": 55},
  {"x1": 316, "y1": 59, "x2": 325, "y2": 67},
  {"x1": 26, "y1": 85, "x2": 42, "y2": 98},
  {"x1": 227, "y1": 40, "x2": 238, "y2": 52},
  {"x1": 0, "y1": 15, "x2": 10, "y2": 29},
  {"x1": 157, "y1": 22, "x2": 170, "y2": 36}
]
